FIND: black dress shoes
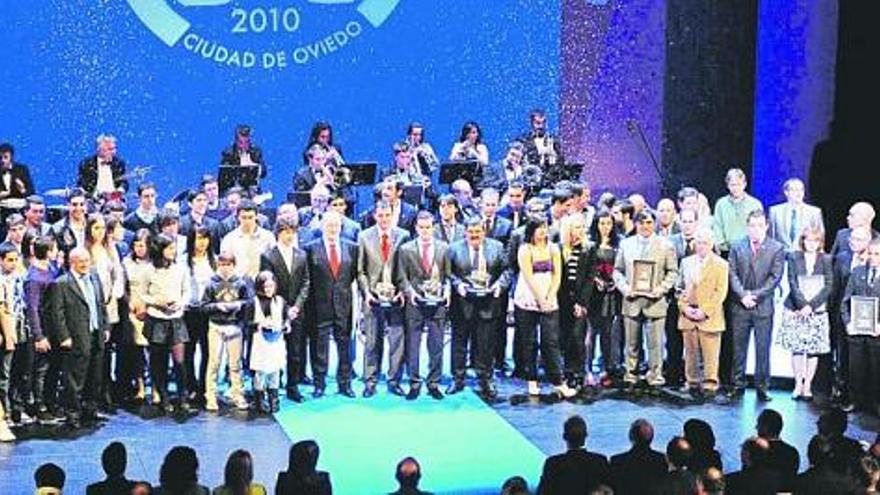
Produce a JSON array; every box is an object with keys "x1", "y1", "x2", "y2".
[
  {"x1": 363, "y1": 384, "x2": 377, "y2": 398},
  {"x1": 388, "y1": 384, "x2": 406, "y2": 397},
  {"x1": 445, "y1": 381, "x2": 465, "y2": 395},
  {"x1": 427, "y1": 387, "x2": 444, "y2": 400},
  {"x1": 339, "y1": 386, "x2": 356, "y2": 398},
  {"x1": 757, "y1": 389, "x2": 773, "y2": 402},
  {"x1": 312, "y1": 387, "x2": 325, "y2": 399},
  {"x1": 480, "y1": 385, "x2": 498, "y2": 400},
  {"x1": 287, "y1": 387, "x2": 304, "y2": 403},
  {"x1": 406, "y1": 387, "x2": 421, "y2": 401}
]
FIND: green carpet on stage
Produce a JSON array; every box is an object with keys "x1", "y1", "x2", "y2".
[{"x1": 274, "y1": 388, "x2": 546, "y2": 494}]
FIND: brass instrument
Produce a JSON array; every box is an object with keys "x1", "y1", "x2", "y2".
[
  {"x1": 322, "y1": 162, "x2": 352, "y2": 189},
  {"x1": 522, "y1": 163, "x2": 543, "y2": 189},
  {"x1": 535, "y1": 135, "x2": 558, "y2": 167}
]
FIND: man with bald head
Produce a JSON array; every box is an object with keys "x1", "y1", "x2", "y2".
[
  {"x1": 610, "y1": 419, "x2": 668, "y2": 495},
  {"x1": 830, "y1": 201, "x2": 879, "y2": 256},
  {"x1": 47, "y1": 247, "x2": 109, "y2": 428},
  {"x1": 390, "y1": 457, "x2": 429, "y2": 495}
]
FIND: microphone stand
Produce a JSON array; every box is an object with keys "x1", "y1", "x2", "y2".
[{"x1": 625, "y1": 119, "x2": 667, "y2": 191}]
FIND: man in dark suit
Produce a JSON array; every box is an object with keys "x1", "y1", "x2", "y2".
[
  {"x1": 76, "y1": 134, "x2": 128, "y2": 197},
  {"x1": 724, "y1": 437, "x2": 783, "y2": 495},
  {"x1": 358, "y1": 201, "x2": 411, "y2": 398},
  {"x1": 609, "y1": 419, "x2": 668, "y2": 495},
  {"x1": 179, "y1": 188, "x2": 220, "y2": 251},
  {"x1": 293, "y1": 144, "x2": 331, "y2": 193},
  {"x1": 728, "y1": 209, "x2": 785, "y2": 401},
  {"x1": 304, "y1": 212, "x2": 358, "y2": 398},
  {"x1": 652, "y1": 437, "x2": 699, "y2": 495},
  {"x1": 397, "y1": 211, "x2": 449, "y2": 400},
  {"x1": 447, "y1": 217, "x2": 511, "y2": 398},
  {"x1": 260, "y1": 217, "x2": 310, "y2": 402},
  {"x1": 46, "y1": 247, "x2": 109, "y2": 428},
  {"x1": 390, "y1": 457, "x2": 431, "y2": 495},
  {"x1": 86, "y1": 442, "x2": 136, "y2": 495},
  {"x1": 497, "y1": 182, "x2": 528, "y2": 230},
  {"x1": 122, "y1": 183, "x2": 159, "y2": 234},
  {"x1": 479, "y1": 142, "x2": 525, "y2": 193},
  {"x1": 756, "y1": 409, "x2": 800, "y2": 492},
  {"x1": 0, "y1": 142, "x2": 35, "y2": 209},
  {"x1": 537, "y1": 415, "x2": 609, "y2": 495},
  {"x1": 362, "y1": 180, "x2": 418, "y2": 233},
  {"x1": 479, "y1": 188, "x2": 513, "y2": 373},
  {"x1": 51, "y1": 188, "x2": 89, "y2": 263},
  {"x1": 435, "y1": 194, "x2": 465, "y2": 244},
  {"x1": 829, "y1": 225, "x2": 871, "y2": 407},
  {"x1": 792, "y1": 434, "x2": 860, "y2": 495},
  {"x1": 841, "y1": 238, "x2": 880, "y2": 415},
  {"x1": 829, "y1": 201, "x2": 878, "y2": 257}
]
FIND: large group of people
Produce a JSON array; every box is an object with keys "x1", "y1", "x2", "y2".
[
  {"x1": 0, "y1": 110, "x2": 879, "y2": 446},
  {"x1": 23, "y1": 408, "x2": 880, "y2": 494}
]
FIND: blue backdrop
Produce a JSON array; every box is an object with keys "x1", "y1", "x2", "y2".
[{"x1": 0, "y1": 1, "x2": 560, "y2": 208}]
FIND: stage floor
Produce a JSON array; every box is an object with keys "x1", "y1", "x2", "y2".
[{"x1": 1, "y1": 379, "x2": 878, "y2": 494}]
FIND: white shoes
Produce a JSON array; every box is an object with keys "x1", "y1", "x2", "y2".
[
  {"x1": 205, "y1": 398, "x2": 219, "y2": 412},
  {"x1": 233, "y1": 397, "x2": 249, "y2": 410},
  {"x1": 554, "y1": 383, "x2": 577, "y2": 399},
  {"x1": 0, "y1": 421, "x2": 15, "y2": 442},
  {"x1": 527, "y1": 381, "x2": 541, "y2": 396}
]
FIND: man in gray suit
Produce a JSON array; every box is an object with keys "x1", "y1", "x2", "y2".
[
  {"x1": 358, "y1": 200, "x2": 411, "y2": 398},
  {"x1": 447, "y1": 217, "x2": 511, "y2": 398},
  {"x1": 768, "y1": 178, "x2": 824, "y2": 251},
  {"x1": 613, "y1": 210, "x2": 679, "y2": 387},
  {"x1": 397, "y1": 211, "x2": 450, "y2": 400},
  {"x1": 728, "y1": 209, "x2": 785, "y2": 401},
  {"x1": 47, "y1": 247, "x2": 109, "y2": 428}
]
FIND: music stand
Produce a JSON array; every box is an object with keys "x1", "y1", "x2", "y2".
[
  {"x1": 439, "y1": 160, "x2": 479, "y2": 185},
  {"x1": 402, "y1": 184, "x2": 425, "y2": 206},
  {"x1": 344, "y1": 161, "x2": 379, "y2": 186},
  {"x1": 218, "y1": 164, "x2": 260, "y2": 194},
  {"x1": 286, "y1": 191, "x2": 312, "y2": 208}
]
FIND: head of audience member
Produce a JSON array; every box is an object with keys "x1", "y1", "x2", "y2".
[
  {"x1": 683, "y1": 418, "x2": 717, "y2": 454},
  {"x1": 438, "y1": 194, "x2": 459, "y2": 223},
  {"x1": 236, "y1": 200, "x2": 259, "y2": 234},
  {"x1": 234, "y1": 124, "x2": 252, "y2": 151},
  {"x1": 459, "y1": 121, "x2": 482, "y2": 145},
  {"x1": 201, "y1": 175, "x2": 220, "y2": 204},
  {"x1": 25, "y1": 195, "x2": 46, "y2": 229},
  {"x1": 666, "y1": 436, "x2": 693, "y2": 470},
  {"x1": 590, "y1": 208, "x2": 619, "y2": 247},
  {"x1": 393, "y1": 141, "x2": 413, "y2": 172},
  {"x1": 740, "y1": 437, "x2": 771, "y2": 470},
  {"x1": 849, "y1": 226, "x2": 872, "y2": 257},
  {"x1": 500, "y1": 475, "x2": 531, "y2": 495},
  {"x1": 395, "y1": 456, "x2": 423, "y2": 491},
  {"x1": 451, "y1": 179, "x2": 473, "y2": 207},
  {"x1": 680, "y1": 208, "x2": 699, "y2": 240},
  {"x1": 481, "y1": 188, "x2": 500, "y2": 219},
  {"x1": 701, "y1": 467, "x2": 725, "y2": 495},
  {"x1": 847, "y1": 202, "x2": 876, "y2": 230},
  {"x1": 96, "y1": 133, "x2": 117, "y2": 162},
  {"x1": 158, "y1": 209, "x2": 180, "y2": 238},
  {"x1": 101, "y1": 441, "x2": 127, "y2": 479},
  {"x1": 415, "y1": 211, "x2": 434, "y2": 243},
  {"x1": 694, "y1": 227, "x2": 715, "y2": 259},
  {"x1": 635, "y1": 210, "x2": 656, "y2": 239},
  {"x1": 136, "y1": 182, "x2": 157, "y2": 212},
  {"x1": 34, "y1": 462, "x2": 65, "y2": 494},
  {"x1": 373, "y1": 200, "x2": 394, "y2": 232},
  {"x1": 656, "y1": 199, "x2": 677, "y2": 229},
  {"x1": 746, "y1": 209, "x2": 768, "y2": 245},
  {"x1": 310, "y1": 184, "x2": 331, "y2": 213},
  {"x1": 806, "y1": 434, "x2": 834, "y2": 469},
  {"x1": 563, "y1": 415, "x2": 588, "y2": 450},
  {"x1": 223, "y1": 449, "x2": 255, "y2": 494},
  {"x1": 817, "y1": 408, "x2": 849, "y2": 439},
  {"x1": 677, "y1": 186, "x2": 699, "y2": 213},
  {"x1": 275, "y1": 217, "x2": 298, "y2": 248},
  {"x1": 783, "y1": 178, "x2": 805, "y2": 205},
  {"x1": 0, "y1": 142, "x2": 14, "y2": 169},
  {"x1": 507, "y1": 182, "x2": 526, "y2": 210},
  {"x1": 529, "y1": 108, "x2": 547, "y2": 136},
  {"x1": 159, "y1": 446, "x2": 201, "y2": 493},
  {"x1": 504, "y1": 142, "x2": 525, "y2": 169},
  {"x1": 725, "y1": 168, "x2": 748, "y2": 200},
  {"x1": 289, "y1": 440, "x2": 320, "y2": 476},
  {"x1": 628, "y1": 194, "x2": 646, "y2": 214},
  {"x1": 560, "y1": 213, "x2": 587, "y2": 248},
  {"x1": 524, "y1": 217, "x2": 550, "y2": 247},
  {"x1": 628, "y1": 418, "x2": 655, "y2": 450},
  {"x1": 68, "y1": 247, "x2": 92, "y2": 277},
  {"x1": 756, "y1": 408, "x2": 784, "y2": 440},
  {"x1": 130, "y1": 481, "x2": 152, "y2": 495},
  {"x1": 5, "y1": 214, "x2": 26, "y2": 245},
  {"x1": 321, "y1": 211, "x2": 343, "y2": 244},
  {"x1": 465, "y1": 217, "x2": 486, "y2": 249},
  {"x1": 407, "y1": 122, "x2": 426, "y2": 146},
  {"x1": 67, "y1": 188, "x2": 88, "y2": 223},
  {"x1": 551, "y1": 189, "x2": 574, "y2": 220}
]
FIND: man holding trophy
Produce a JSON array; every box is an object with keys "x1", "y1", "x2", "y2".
[
  {"x1": 613, "y1": 210, "x2": 679, "y2": 388},
  {"x1": 841, "y1": 238, "x2": 880, "y2": 415},
  {"x1": 397, "y1": 211, "x2": 450, "y2": 400},
  {"x1": 447, "y1": 217, "x2": 511, "y2": 399},
  {"x1": 357, "y1": 201, "x2": 411, "y2": 398}
]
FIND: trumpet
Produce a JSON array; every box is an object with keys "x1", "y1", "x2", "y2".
[
  {"x1": 322, "y1": 163, "x2": 352, "y2": 188},
  {"x1": 536, "y1": 135, "x2": 558, "y2": 167}
]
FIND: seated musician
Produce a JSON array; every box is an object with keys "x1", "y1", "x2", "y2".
[
  {"x1": 382, "y1": 142, "x2": 437, "y2": 209},
  {"x1": 301, "y1": 121, "x2": 344, "y2": 167},
  {"x1": 405, "y1": 122, "x2": 439, "y2": 176},
  {"x1": 516, "y1": 108, "x2": 564, "y2": 176},
  {"x1": 220, "y1": 124, "x2": 266, "y2": 183},
  {"x1": 0, "y1": 142, "x2": 35, "y2": 202},
  {"x1": 449, "y1": 121, "x2": 489, "y2": 167},
  {"x1": 480, "y1": 142, "x2": 525, "y2": 193},
  {"x1": 76, "y1": 133, "x2": 129, "y2": 198}
]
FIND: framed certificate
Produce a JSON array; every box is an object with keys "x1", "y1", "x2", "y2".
[
  {"x1": 849, "y1": 296, "x2": 879, "y2": 336},
  {"x1": 798, "y1": 275, "x2": 826, "y2": 312},
  {"x1": 632, "y1": 259, "x2": 656, "y2": 295}
]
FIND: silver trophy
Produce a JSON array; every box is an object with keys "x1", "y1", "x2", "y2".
[
  {"x1": 418, "y1": 265, "x2": 446, "y2": 306},
  {"x1": 374, "y1": 264, "x2": 398, "y2": 307},
  {"x1": 466, "y1": 256, "x2": 491, "y2": 296}
]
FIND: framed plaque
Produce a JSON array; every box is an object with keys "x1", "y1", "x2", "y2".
[
  {"x1": 849, "y1": 296, "x2": 879, "y2": 336},
  {"x1": 798, "y1": 275, "x2": 826, "y2": 312},
  {"x1": 632, "y1": 259, "x2": 656, "y2": 295}
]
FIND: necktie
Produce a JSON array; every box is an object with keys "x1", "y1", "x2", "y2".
[
  {"x1": 513, "y1": 210, "x2": 520, "y2": 229},
  {"x1": 870, "y1": 268, "x2": 876, "y2": 286},
  {"x1": 328, "y1": 242, "x2": 340, "y2": 279},
  {"x1": 788, "y1": 208, "x2": 798, "y2": 245},
  {"x1": 80, "y1": 274, "x2": 100, "y2": 332},
  {"x1": 484, "y1": 217, "x2": 493, "y2": 235},
  {"x1": 381, "y1": 233, "x2": 391, "y2": 263},
  {"x1": 421, "y1": 242, "x2": 432, "y2": 274},
  {"x1": 471, "y1": 245, "x2": 480, "y2": 269}
]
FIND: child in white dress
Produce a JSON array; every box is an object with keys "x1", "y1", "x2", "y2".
[{"x1": 250, "y1": 271, "x2": 288, "y2": 414}]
